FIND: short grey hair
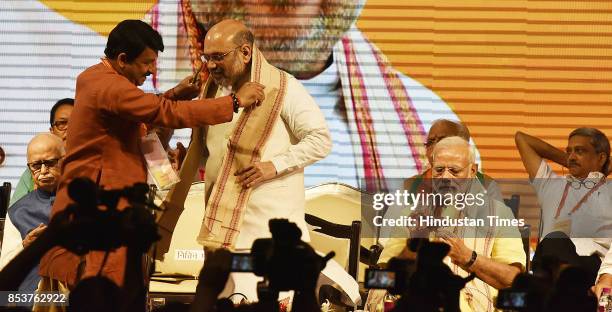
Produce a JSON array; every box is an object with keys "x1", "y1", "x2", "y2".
[
  {"x1": 569, "y1": 127, "x2": 610, "y2": 174},
  {"x1": 432, "y1": 136, "x2": 476, "y2": 164}
]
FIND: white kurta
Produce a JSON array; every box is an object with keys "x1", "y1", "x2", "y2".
[
  {"x1": 202, "y1": 75, "x2": 332, "y2": 250},
  {"x1": 0, "y1": 214, "x2": 23, "y2": 269}
]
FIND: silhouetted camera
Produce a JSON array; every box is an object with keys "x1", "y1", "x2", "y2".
[
  {"x1": 249, "y1": 219, "x2": 334, "y2": 292},
  {"x1": 365, "y1": 238, "x2": 475, "y2": 312},
  {"x1": 60, "y1": 177, "x2": 160, "y2": 255}
]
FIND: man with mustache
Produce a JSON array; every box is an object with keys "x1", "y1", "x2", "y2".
[
  {"x1": 160, "y1": 0, "x2": 463, "y2": 190},
  {"x1": 368, "y1": 136, "x2": 525, "y2": 311},
  {"x1": 36, "y1": 19, "x2": 265, "y2": 290},
  {"x1": 9, "y1": 98, "x2": 74, "y2": 207},
  {"x1": 0, "y1": 133, "x2": 64, "y2": 293},
  {"x1": 515, "y1": 128, "x2": 612, "y2": 297}
]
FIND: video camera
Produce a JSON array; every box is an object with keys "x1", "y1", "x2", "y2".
[
  {"x1": 229, "y1": 219, "x2": 334, "y2": 292},
  {"x1": 365, "y1": 238, "x2": 475, "y2": 312},
  {"x1": 57, "y1": 177, "x2": 160, "y2": 255}
]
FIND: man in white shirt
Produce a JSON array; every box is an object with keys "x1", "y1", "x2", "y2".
[
  {"x1": 368, "y1": 137, "x2": 524, "y2": 312},
  {"x1": 515, "y1": 128, "x2": 612, "y2": 295},
  {"x1": 178, "y1": 20, "x2": 331, "y2": 250}
]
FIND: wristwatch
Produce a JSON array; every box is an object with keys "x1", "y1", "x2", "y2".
[{"x1": 465, "y1": 250, "x2": 478, "y2": 268}]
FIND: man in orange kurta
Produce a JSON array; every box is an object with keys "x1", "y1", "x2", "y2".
[{"x1": 38, "y1": 19, "x2": 264, "y2": 288}]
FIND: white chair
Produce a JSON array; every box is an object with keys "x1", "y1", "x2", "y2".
[
  {"x1": 148, "y1": 182, "x2": 205, "y2": 302},
  {"x1": 305, "y1": 182, "x2": 380, "y2": 282}
]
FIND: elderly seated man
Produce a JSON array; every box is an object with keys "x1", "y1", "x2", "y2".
[
  {"x1": 0, "y1": 133, "x2": 65, "y2": 292},
  {"x1": 515, "y1": 128, "x2": 612, "y2": 297},
  {"x1": 404, "y1": 119, "x2": 503, "y2": 201},
  {"x1": 9, "y1": 98, "x2": 73, "y2": 206},
  {"x1": 368, "y1": 136, "x2": 526, "y2": 312}
]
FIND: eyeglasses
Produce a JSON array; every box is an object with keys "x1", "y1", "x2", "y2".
[
  {"x1": 52, "y1": 119, "x2": 69, "y2": 131},
  {"x1": 432, "y1": 165, "x2": 470, "y2": 177},
  {"x1": 567, "y1": 176, "x2": 603, "y2": 190},
  {"x1": 202, "y1": 46, "x2": 240, "y2": 63},
  {"x1": 27, "y1": 158, "x2": 61, "y2": 172},
  {"x1": 570, "y1": 180, "x2": 597, "y2": 189}
]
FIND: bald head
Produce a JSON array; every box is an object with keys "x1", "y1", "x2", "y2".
[
  {"x1": 206, "y1": 19, "x2": 254, "y2": 49},
  {"x1": 204, "y1": 19, "x2": 254, "y2": 88},
  {"x1": 27, "y1": 133, "x2": 64, "y2": 162},
  {"x1": 27, "y1": 133, "x2": 64, "y2": 192}
]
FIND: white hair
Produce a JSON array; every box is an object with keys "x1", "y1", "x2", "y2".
[{"x1": 432, "y1": 136, "x2": 476, "y2": 164}]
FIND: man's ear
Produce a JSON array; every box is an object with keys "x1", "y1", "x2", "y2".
[
  {"x1": 597, "y1": 152, "x2": 607, "y2": 171},
  {"x1": 240, "y1": 45, "x2": 252, "y2": 64},
  {"x1": 471, "y1": 163, "x2": 479, "y2": 176},
  {"x1": 117, "y1": 52, "x2": 128, "y2": 68}
]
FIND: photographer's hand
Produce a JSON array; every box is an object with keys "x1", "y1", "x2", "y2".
[
  {"x1": 191, "y1": 248, "x2": 232, "y2": 312},
  {"x1": 593, "y1": 273, "x2": 612, "y2": 300}
]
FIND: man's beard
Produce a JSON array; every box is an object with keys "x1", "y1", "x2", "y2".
[
  {"x1": 190, "y1": 0, "x2": 361, "y2": 76},
  {"x1": 211, "y1": 57, "x2": 245, "y2": 88}
]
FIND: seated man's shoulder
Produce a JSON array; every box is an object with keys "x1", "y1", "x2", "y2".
[
  {"x1": 7, "y1": 194, "x2": 34, "y2": 229},
  {"x1": 9, "y1": 190, "x2": 38, "y2": 210},
  {"x1": 7, "y1": 190, "x2": 48, "y2": 219}
]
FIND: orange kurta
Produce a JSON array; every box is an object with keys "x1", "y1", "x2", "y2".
[{"x1": 39, "y1": 62, "x2": 233, "y2": 287}]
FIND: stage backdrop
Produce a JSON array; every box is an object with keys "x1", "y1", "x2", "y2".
[{"x1": 1, "y1": 0, "x2": 611, "y2": 236}]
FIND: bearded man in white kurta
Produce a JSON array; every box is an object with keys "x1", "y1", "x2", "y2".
[{"x1": 179, "y1": 20, "x2": 332, "y2": 250}]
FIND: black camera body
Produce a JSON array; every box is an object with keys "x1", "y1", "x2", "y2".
[
  {"x1": 248, "y1": 219, "x2": 334, "y2": 292},
  {"x1": 364, "y1": 238, "x2": 474, "y2": 312},
  {"x1": 61, "y1": 177, "x2": 160, "y2": 255},
  {"x1": 496, "y1": 289, "x2": 527, "y2": 310}
]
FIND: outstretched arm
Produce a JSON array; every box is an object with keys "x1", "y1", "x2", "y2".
[{"x1": 515, "y1": 131, "x2": 567, "y2": 179}]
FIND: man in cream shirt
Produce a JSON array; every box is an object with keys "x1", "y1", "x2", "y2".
[
  {"x1": 368, "y1": 137, "x2": 525, "y2": 311},
  {"x1": 188, "y1": 19, "x2": 331, "y2": 250}
]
